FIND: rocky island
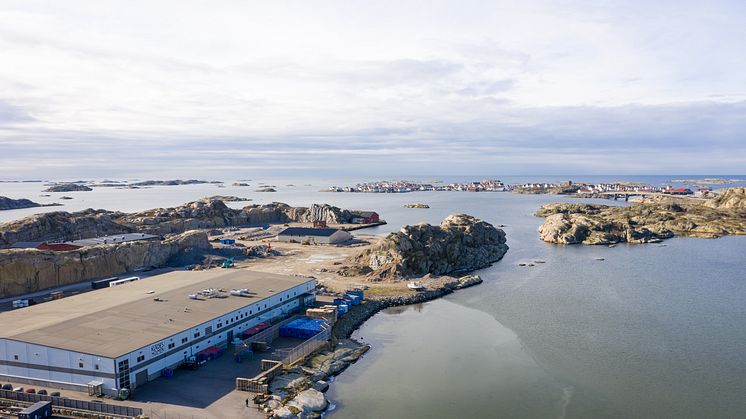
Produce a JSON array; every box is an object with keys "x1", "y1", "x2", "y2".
[
  {"x1": 42, "y1": 183, "x2": 93, "y2": 192},
  {"x1": 0, "y1": 196, "x2": 61, "y2": 211},
  {"x1": 536, "y1": 188, "x2": 746, "y2": 245},
  {"x1": 129, "y1": 179, "x2": 219, "y2": 186},
  {"x1": 403, "y1": 203, "x2": 429, "y2": 208},
  {"x1": 350, "y1": 214, "x2": 508, "y2": 279}
]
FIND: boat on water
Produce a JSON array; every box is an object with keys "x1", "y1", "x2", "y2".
[{"x1": 407, "y1": 281, "x2": 426, "y2": 291}]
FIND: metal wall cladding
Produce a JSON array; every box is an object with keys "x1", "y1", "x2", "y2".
[{"x1": 279, "y1": 318, "x2": 327, "y2": 339}]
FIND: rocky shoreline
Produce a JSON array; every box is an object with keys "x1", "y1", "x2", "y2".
[
  {"x1": 260, "y1": 274, "x2": 483, "y2": 418},
  {"x1": 536, "y1": 188, "x2": 746, "y2": 245}
]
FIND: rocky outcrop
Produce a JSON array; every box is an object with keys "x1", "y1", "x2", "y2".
[
  {"x1": 705, "y1": 188, "x2": 746, "y2": 210},
  {"x1": 537, "y1": 196, "x2": 746, "y2": 245},
  {"x1": 293, "y1": 204, "x2": 354, "y2": 224},
  {"x1": 201, "y1": 195, "x2": 251, "y2": 202},
  {"x1": 255, "y1": 187, "x2": 277, "y2": 192},
  {"x1": 0, "y1": 209, "x2": 131, "y2": 248},
  {"x1": 43, "y1": 183, "x2": 92, "y2": 192},
  {"x1": 0, "y1": 230, "x2": 209, "y2": 298},
  {"x1": 404, "y1": 203, "x2": 430, "y2": 208},
  {"x1": 353, "y1": 214, "x2": 508, "y2": 279},
  {"x1": 0, "y1": 199, "x2": 363, "y2": 247},
  {"x1": 0, "y1": 197, "x2": 61, "y2": 211}
]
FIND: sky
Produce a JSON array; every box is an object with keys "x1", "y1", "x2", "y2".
[{"x1": 1, "y1": 0, "x2": 745, "y2": 179}]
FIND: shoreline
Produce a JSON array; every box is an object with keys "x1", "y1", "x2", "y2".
[{"x1": 259, "y1": 275, "x2": 484, "y2": 418}]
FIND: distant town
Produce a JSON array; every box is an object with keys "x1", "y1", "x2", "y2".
[{"x1": 326, "y1": 179, "x2": 708, "y2": 197}]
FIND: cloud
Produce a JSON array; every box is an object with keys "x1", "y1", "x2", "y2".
[{"x1": 0, "y1": 0, "x2": 745, "y2": 178}]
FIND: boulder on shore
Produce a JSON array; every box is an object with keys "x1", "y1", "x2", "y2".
[{"x1": 353, "y1": 214, "x2": 508, "y2": 279}]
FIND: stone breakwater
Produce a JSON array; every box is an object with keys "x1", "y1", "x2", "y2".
[
  {"x1": 334, "y1": 275, "x2": 483, "y2": 339},
  {"x1": 259, "y1": 275, "x2": 482, "y2": 418}
]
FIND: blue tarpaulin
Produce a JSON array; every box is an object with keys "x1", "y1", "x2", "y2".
[{"x1": 279, "y1": 318, "x2": 326, "y2": 339}]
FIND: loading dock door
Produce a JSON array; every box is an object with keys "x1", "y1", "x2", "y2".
[
  {"x1": 227, "y1": 330, "x2": 234, "y2": 344},
  {"x1": 135, "y1": 370, "x2": 148, "y2": 388}
]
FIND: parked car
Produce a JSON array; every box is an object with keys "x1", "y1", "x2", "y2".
[
  {"x1": 37, "y1": 389, "x2": 48, "y2": 395},
  {"x1": 13, "y1": 387, "x2": 23, "y2": 392},
  {"x1": 25, "y1": 388, "x2": 36, "y2": 393},
  {"x1": 1, "y1": 383, "x2": 12, "y2": 390},
  {"x1": 50, "y1": 391, "x2": 61, "y2": 397}
]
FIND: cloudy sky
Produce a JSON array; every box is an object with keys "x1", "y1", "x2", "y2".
[{"x1": 1, "y1": 0, "x2": 745, "y2": 179}]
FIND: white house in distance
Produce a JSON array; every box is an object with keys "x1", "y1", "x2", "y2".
[{"x1": 276, "y1": 227, "x2": 352, "y2": 245}]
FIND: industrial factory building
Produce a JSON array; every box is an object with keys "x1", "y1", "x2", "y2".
[
  {"x1": 0, "y1": 270, "x2": 316, "y2": 396},
  {"x1": 276, "y1": 227, "x2": 353, "y2": 244}
]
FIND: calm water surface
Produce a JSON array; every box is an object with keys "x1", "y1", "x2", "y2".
[{"x1": 1, "y1": 177, "x2": 745, "y2": 418}]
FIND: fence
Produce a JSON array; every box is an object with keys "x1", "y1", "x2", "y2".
[
  {"x1": 233, "y1": 315, "x2": 302, "y2": 355},
  {"x1": 235, "y1": 360, "x2": 283, "y2": 394},
  {"x1": 270, "y1": 324, "x2": 331, "y2": 367},
  {"x1": 0, "y1": 389, "x2": 142, "y2": 418}
]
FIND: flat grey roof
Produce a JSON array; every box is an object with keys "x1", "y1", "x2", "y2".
[
  {"x1": 278, "y1": 227, "x2": 341, "y2": 237},
  {"x1": 68, "y1": 233, "x2": 160, "y2": 247},
  {"x1": 0, "y1": 270, "x2": 312, "y2": 358}
]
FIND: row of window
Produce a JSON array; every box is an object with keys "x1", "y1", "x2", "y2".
[{"x1": 126, "y1": 290, "x2": 304, "y2": 366}]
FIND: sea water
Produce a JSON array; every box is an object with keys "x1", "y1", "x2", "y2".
[{"x1": 1, "y1": 176, "x2": 745, "y2": 418}]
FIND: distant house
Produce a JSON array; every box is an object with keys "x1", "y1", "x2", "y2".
[
  {"x1": 350, "y1": 211, "x2": 380, "y2": 224},
  {"x1": 665, "y1": 187, "x2": 694, "y2": 195},
  {"x1": 277, "y1": 227, "x2": 352, "y2": 244}
]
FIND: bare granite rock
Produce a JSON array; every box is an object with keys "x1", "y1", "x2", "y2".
[
  {"x1": 536, "y1": 191, "x2": 746, "y2": 245},
  {"x1": 353, "y1": 214, "x2": 508, "y2": 279},
  {"x1": 0, "y1": 209, "x2": 131, "y2": 248},
  {"x1": 705, "y1": 187, "x2": 746, "y2": 210},
  {"x1": 0, "y1": 230, "x2": 209, "y2": 297}
]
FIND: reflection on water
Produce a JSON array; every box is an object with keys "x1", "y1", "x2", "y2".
[
  {"x1": 2, "y1": 177, "x2": 746, "y2": 418},
  {"x1": 384, "y1": 304, "x2": 425, "y2": 315}
]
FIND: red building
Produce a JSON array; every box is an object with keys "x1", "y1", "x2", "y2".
[
  {"x1": 352, "y1": 211, "x2": 380, "y2": 223},
  {"x1": 37, "y1": 242, "x2": 83, "y2": 251},
  {"x1": 665, "y1": 187, "x2": 694, "y2": 195}
]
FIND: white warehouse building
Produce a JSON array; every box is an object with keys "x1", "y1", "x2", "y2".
[{"x1": 0, "y1": 270, "x2": 315, "y2": 395}]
